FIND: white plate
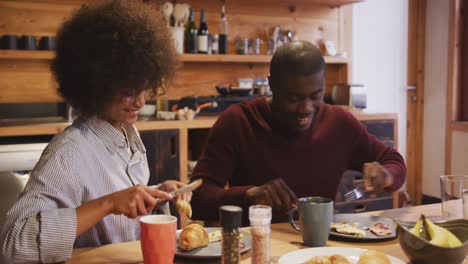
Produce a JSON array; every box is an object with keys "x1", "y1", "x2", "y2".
[
  {"x1": 278, "y1": 247, "x2": 405, "y2": 264},
  {"x1": 175, "y1": 227, "x2": 251, "y2": 259}
]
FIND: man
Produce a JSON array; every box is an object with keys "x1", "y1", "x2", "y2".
[{"x1": 190, "y1": 41, "x2": 406, "y2": 223}]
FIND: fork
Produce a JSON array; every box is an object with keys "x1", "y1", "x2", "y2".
[{"x1": 344, "y1": 187, "x2": 365, "y2": 201}]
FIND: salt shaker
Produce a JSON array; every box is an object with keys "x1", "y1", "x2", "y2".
[
  {"x1": 249, "y1": 205, "x2": 271, "y2": 264},
  {"x1": 220, "y1": 205, "x2": 243, "y2": 264}
]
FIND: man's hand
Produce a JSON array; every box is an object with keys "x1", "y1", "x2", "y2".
[
  {"x1": 106, "y1": 185, "x2": 173, "y2": 218},
  {"x1": 363, "y1": 162, "x2": 393, "y2": 193},
  {"x1": 245, "y1": 178, "x2": 298, "y2": 214}
]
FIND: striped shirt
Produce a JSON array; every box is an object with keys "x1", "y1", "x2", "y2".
[{"x1": 0, "y1": 116, "x2": 150, "y2": 263}]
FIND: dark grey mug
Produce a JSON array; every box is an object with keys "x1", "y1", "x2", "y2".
[
  {"x1": 1, "y1": 35, "x2": 18, "y2": 49},
  {"x1": 18, "y1": 35, "x2": 36, "y2": 50},
  {"x1": 289, "y1": 197, "x2": 333, "y2": 247},
  {"x1": 38, "y1": 36, "x2": 55, "y2": 50}
]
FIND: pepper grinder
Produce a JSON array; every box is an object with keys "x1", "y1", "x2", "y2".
[{"x1": 220, "y1": 205, "x2": 243, "y2": 264}]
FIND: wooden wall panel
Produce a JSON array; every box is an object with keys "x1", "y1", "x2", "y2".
[
  {"x1": 0, "y1": 60, "x2": 59, "y2": 103},
  {"x1": 0, "y1": 1, "x2": 76, "y2": 35}
]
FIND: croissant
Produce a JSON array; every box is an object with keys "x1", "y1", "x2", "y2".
[
  {"x1": 176, "y1": 199, "x2": 192, "y2": 218},
  {"x1": 178, "y1": 223, "x2": 209, "y2": 251}
]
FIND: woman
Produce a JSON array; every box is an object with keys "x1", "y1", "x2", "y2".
[{"x1": 0, "y1": 1, "x2": 185, "y2": 263}]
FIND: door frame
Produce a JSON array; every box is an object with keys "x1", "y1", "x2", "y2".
[{"x1": 406, "y1": 0, "x2": 426, "y2": 205}]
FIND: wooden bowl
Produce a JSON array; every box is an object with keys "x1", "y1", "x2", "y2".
[{"x1": 397, "y1": 219, "x2": 468, "y2": 264}]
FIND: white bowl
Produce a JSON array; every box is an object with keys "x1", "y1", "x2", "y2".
[
  {"x1": 139, "y1": 104, "x2": 156, "y2": 117},
  {"x1": 157, "y1": 111, "x2": 176, "y2": 120}
]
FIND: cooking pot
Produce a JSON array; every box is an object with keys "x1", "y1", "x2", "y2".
[
  {"x1": 331, "y1": 84, "x2": 350, "y2": 105},
  {"x1": 216, "y1": 85, "x2": 252, "y2": 97}
]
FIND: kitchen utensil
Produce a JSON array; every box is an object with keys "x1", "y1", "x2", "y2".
[
  {"x1": 170, "y1": 179, "x2": 203, "y2": 195},
  {"x1": 216, "y1": 86, "x2": 252, "y2": 97},
  {"x1": 150, "y1": 179, "x2": 203, "y2": 201},
  {"x1": 160, "y1": 2, "x2": 173, "y2": 27},
  {"x1": 173, "y1": 3, "x2": 187, "y2": 28},
  {"x1": 331, "y1": 83, "x2": 350, "y2": 105},
  {"x1": 344, "y1": 187, "x2": 365, "y2": 201},
  {"x1": 171, "y1": 179, "x2": 202, "y2": 196}
]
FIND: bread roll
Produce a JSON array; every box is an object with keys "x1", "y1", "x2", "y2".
[
  {"x1": 330, "y1": 254, "x2": 351, "y2": 264},
  {"x1": 303, "y1": 255, "x2": 350, "y2": 264},
  {"x1": 357, "y1": 250, "x2": 391, "y2": 264},
  {"x1": 178, "y1": 223, "x2": 209, "y2": 251}
]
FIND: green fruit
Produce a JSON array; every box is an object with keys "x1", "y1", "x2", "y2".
[
  {"x1": 410, "y1": 218, "x2": 422, "y2": 236},
  {"x1": 423, "y1": 215, "x2": 462, "y2": 248},
  {"x1": 410, "y1": 215, "x2": 430, "y2": 240},
  {"x1": 447, "y1": 230, "x2": 463, "y2": 247}
]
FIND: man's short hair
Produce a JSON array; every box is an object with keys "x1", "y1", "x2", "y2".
[{"x1": 269, "y1": 41, "x2": 325, "y2": 81}]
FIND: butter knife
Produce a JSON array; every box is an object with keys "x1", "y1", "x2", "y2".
[{"x1": 150, "y1": 178, "x2": 203, "y2": 199}]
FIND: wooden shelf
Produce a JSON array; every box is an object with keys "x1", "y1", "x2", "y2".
[
  {"x1": 0, "y1": 116, "x2": 218, "y2": 137},
  {"x1": 235, "y1": 0, "x2": 363, "y2": 7},
  {"x1": 0, "y1": 50, "x2": 349, "y2": 64},
  {"x1": 180, "y1": 54, "x2": 272, "y2": 63},
  {"x1": 181, "y1": 54, "x2": 349, "y2": 64},
  {"x1": 0, "y1": 112, "x2": 398, "y2": 137},
  {"x1": 0, "y1": 50, "x2": 54, "y2": 60}
]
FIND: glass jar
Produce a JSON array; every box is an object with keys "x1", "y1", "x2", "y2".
[
  {"x1": 220, "y1": 205, "x2": 243, "y2": 264},
  {"x1": 235, "y1": 37, "x2": 249, "y2": 55},
  {"x1": 249, "y1": 205, "x2": 272, "y2": 264},
  {"x1": 212, "y1": 34, "x2": 219, "y2": 54}
]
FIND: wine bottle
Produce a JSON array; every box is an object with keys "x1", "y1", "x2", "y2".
[
  {"x1": 184, "y1": 7, "x2": 198, "y2": 53},
  {"x1": 197, "y1": 8, "x2": 209, "y2": 54},
  {"x1": 218, "y1": 4, "x2": 228, "y2": 54}
]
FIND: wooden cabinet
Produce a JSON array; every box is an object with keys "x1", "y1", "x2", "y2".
[{"x1": 140, "y1": 129, "x2": 180, "y2": 186}]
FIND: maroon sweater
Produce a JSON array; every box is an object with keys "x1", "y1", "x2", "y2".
[{"x1": 191, "y1": 98, "x2": 406, "y2": 223}]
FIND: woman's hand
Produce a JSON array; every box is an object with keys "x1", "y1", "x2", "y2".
[
  {"x1": 107, "y1": 184, "x2": 173, "y2": 218},
  {"x1": 158, "y1": 180, "x2": 192, "y2": 202}
]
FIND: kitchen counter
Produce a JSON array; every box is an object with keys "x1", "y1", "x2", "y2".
[
  {"x1": 0, "y1": 112, "x2": 398, "y2": 186},
  {"x1": 0, "y1": 112, "x2": 396, "y2": 137}
]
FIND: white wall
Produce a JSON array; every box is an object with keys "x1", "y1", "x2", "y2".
[
  {"x1": 422, "y1": 0, "x2": 449, "y2": 197},
  {"x1": 352, "y1": 0, "x2": 408, "y2": 159}
]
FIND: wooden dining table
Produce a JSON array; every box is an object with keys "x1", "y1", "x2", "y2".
[{"x1": 67, "y1": 203, "x2": 449, "y2": 264}]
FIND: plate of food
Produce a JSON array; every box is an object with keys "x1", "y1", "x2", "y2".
[
  {"x1": 175, "y1": 224, "x2": 251, "y2": 259},
  {"x1": 278, "y1": 247, "x2": 405, "y2": 264},
  {"x1": 329, "y1": 214, "x2": 396, "y2": 240}
]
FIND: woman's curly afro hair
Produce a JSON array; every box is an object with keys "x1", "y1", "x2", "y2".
[{"x1": 52, "y1": 0, "x2": 177, "y2": 116}]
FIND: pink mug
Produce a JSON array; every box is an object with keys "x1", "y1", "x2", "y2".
[{"x1": 140, "y1": 215, "x2": 177, "y2": 264}]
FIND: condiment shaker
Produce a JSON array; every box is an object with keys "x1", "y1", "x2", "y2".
[
  {"x1": 249, "y1": 205, "x2": 272, "y2": 264},
  {"x1": 220, "y1": 205, "x2": 243, "y2": 264}
]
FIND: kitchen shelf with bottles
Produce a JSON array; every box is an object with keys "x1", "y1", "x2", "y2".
[{"x1": 0, "y1": 50, "x2": 349, "y2": 65}]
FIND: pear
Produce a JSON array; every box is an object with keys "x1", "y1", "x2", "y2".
[
  {"x1": 422, "y1": 215, "x2": 462, "y2": 248},
  {"x1": 410, "y1": 215, "x2": 430, "y2": 240},
  {"x1": 410, "y1": 217, "x2": 422, "y2": 236}
]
